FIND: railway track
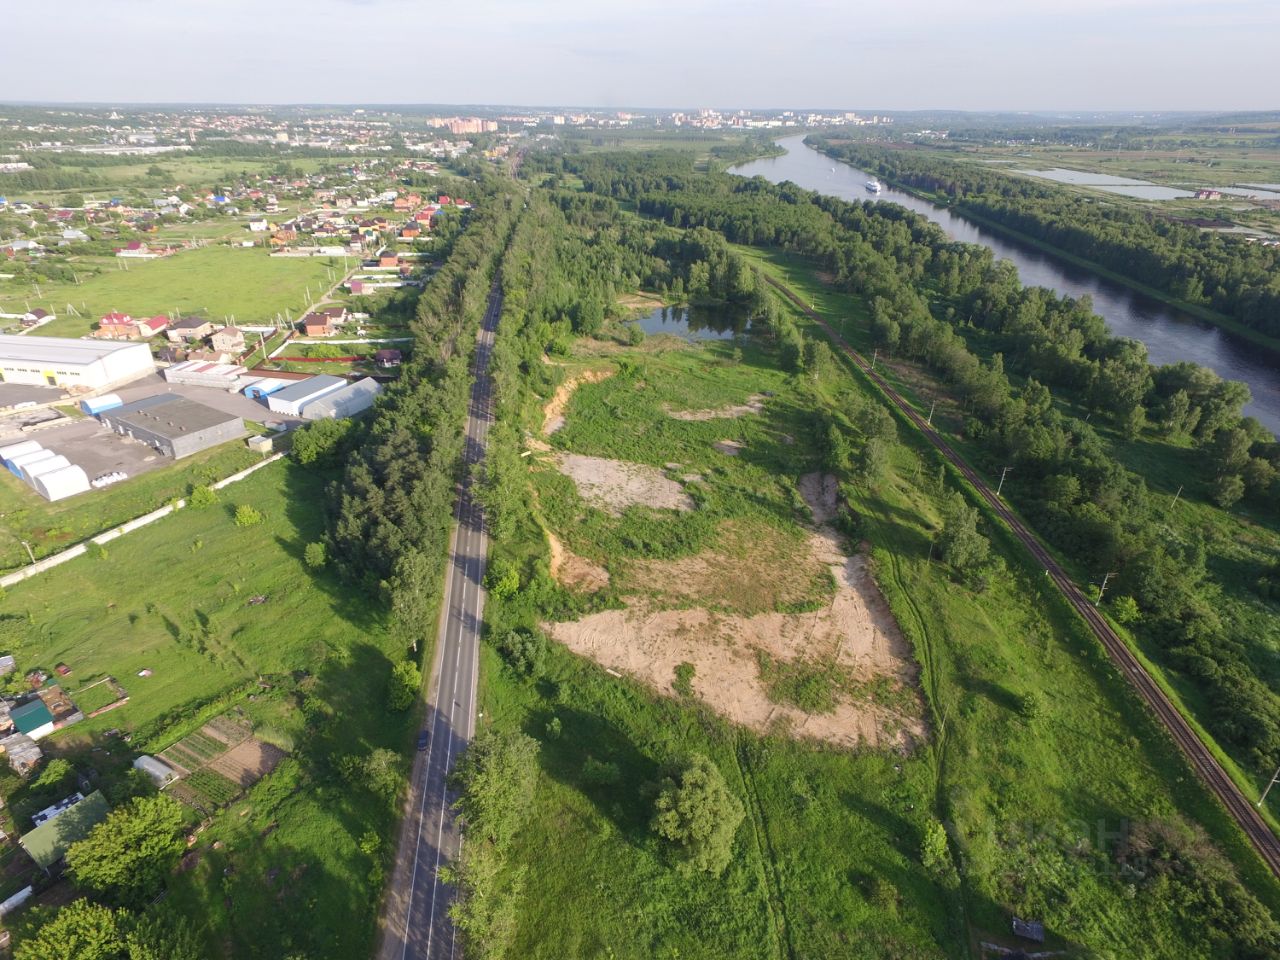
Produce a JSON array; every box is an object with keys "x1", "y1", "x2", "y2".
[{"x1": 765, "y1": 274, "x2": 1280, "y2": 877}]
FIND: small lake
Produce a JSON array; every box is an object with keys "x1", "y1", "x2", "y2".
[{"x1": 632, "y1": 303, "x2": 753, "y2": 341}]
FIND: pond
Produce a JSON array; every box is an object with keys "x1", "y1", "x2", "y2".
[{"x1": 631, "y1": 303, "x2": 754, "y2": 341}]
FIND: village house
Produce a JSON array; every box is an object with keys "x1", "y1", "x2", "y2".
[
  {"x1": 374, "y1": 348, "x2": 402, "y2": 368},
  {"x1": 210, "y1": 325, "x2": 246, "y2": 355},
  {"x1": 95, "y1": 313, "x2": 168, "y2": 340},
  {"x1": 301, "y1": 312, "x2": 333, "y2": 337},
  {"x1": 378, "y1": 251, "x2": 398, "y2": 268},
  {"x1": 167, "y1": 316, "x2": 215, "y2": 344}
]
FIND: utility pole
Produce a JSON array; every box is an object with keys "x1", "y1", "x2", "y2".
[
  {"x1": 870, "y1": 348, "x2": 878, "y2": 371},
  {"x1": 996, "y1": 465, "x2": 1012, "y2": 497},
  {"x1": 926, "y1": 399, "x2": 937, "y2": 427},
  {"x1": 1258, "y1": 764, "x2": 1280, "y2": 808},
  {"x1": 1170, "y1": 484, "x2": 1184, "y2": 509},
  {"x1": 20, "y1": 541, "x2": 35, "y2": 565},
  {"x1": 1094, "y1": 570, "x2": 1118, "y2": 607}
]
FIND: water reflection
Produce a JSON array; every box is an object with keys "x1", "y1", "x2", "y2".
[{"x1": 632, "y1": 303, "x2": 752, "y2": 340}]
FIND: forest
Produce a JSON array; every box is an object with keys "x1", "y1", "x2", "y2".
[
  {"x1": 808, "y1": 137, "x2": 1280, "y2": 340},
  {"x1": 533, "y1": 147, "x2": 1280, "y2": 789}
]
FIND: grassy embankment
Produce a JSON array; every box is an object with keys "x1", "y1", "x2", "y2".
[
  {"x1": 475, "y1": 292, "x2": 1280, "y2": 956},
  {"x1": 736, "y1": 244, "x2": 1280, "y2": 838},
  {"x1": 0, "y1": 460, "x2": 410, "y2": 957}
]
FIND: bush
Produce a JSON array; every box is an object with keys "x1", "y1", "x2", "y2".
[
  {"x1": 497, "y1": 629, "x2": 548, "y2": 679},
  {"x1": 188, "y1": 484, "x2": 219, "y2": 508},
  {"x1": 672, "y1": 661, "x2": 696, "y2": 697},
  {"x1": 233, "y1": 504, "x2": 264, "y2": 527},
  {"x1": 388, "y1": 660, "x2": 421, "y2": 711},
  {"x1": 304, "y1": 541, "x2": 327, "y2": 568},
  {"x1": 651, "y1": 754, "x2": 745, "y2": 876}
]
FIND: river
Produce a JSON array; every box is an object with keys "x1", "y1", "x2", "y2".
[{"x1": 733, "y1": 135, "x2": 1280, "y2": 436}]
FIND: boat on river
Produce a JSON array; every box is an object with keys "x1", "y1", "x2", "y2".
[{"x1": 865, "y1": 178, "x2": 883, "y2": 194}]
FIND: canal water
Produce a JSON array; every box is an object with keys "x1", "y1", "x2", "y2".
[{"x1": 733, "y1": 135, "x2": 1280, "y2": 436}]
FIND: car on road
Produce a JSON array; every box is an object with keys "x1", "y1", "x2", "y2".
[{"x1": 416, "y1": 729, "x2": 430, "y2": 751}]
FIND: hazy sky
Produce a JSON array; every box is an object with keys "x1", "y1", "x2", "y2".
[{"x1": 7, "y1": 0, "x2": 1279, "y2": 111}]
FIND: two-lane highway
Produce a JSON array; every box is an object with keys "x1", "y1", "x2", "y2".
[{"x1": 378, "y1": 279, "x2": 502, "y2": 960}]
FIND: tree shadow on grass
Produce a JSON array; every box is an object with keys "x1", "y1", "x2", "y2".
[
  {"x1": 524, "y1": 703, "x2": 661, "y2": 843},
  {"x1": 277, "y1": 460, "x2": 385, "y2": 633}
]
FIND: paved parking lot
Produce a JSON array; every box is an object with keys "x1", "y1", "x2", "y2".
[
  {"x1": 13, "y1": 418, "x2": 169, "y2": 484},
  {"x1": 113, "y1": 374, "x2": 303, "y2": 428}
]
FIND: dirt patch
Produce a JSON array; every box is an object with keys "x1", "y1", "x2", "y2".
[
  {"x1": 547, "y1": 527, "x2": 611, "y2": 592},
  {"x1": 713, "y1": 439, "x2": 744, "y2": 456},
  {"x1": 208, "y1": 738, "x2": 287, "y2": 788},
  {"x1": 543, "y1": 368, "x2": 614, "y2": 436},
  {"x1": 546, "y1": 471, "x2": 923, "y2": 750},
  {"x1": 665, "y1": 394, "x2": 765, "y2": 421},
  {"x1": 556, "y1": 453, "x2": 695, "y2": 516},
  {"x1": 617, "y1": 292, "x2": 665, "y2": 311},
  {"x1": 624, "y1": 520, "x2": 829, "y2": 615}
]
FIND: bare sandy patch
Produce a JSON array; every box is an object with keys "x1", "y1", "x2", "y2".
[
  {"x1": 547, "y1": 527, "x2": 611, "y2": 592},
  {"x1": 617, "y1": 291, "x2": 665, "y2": 311},
  {"x1": 556, "y1": 453, "x2": 695, "y2": 516},
  {"x1": 713, "y1": 439, "x2": 745, "y2": 456},
  {"x1": 665, "y1": 394, "x2": 765, "y2": 421},
  {"x1": 546, "y1": 471, "x2": 924, "y2": 750},
  {"x1": 543, "y1": 367, "x2": 614, "y2": 436}
]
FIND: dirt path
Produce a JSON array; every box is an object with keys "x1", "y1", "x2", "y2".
[
  {"x1": 664, "y1": 394, "x2": 765, "y2": 421},
  {"x1": 546, "y1": 471, "x2": 924, "y2": 750}
]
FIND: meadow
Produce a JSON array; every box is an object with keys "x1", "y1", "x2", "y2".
[
  {"x1": 477, "y1": 285, "x2": 1280, "y2": 957},
  {"x1": 0, "y1": 459, "x2": 411, "y2": 957},
  {"x1": 0, "y1": 244, "x2": 343, "y2": 335}
]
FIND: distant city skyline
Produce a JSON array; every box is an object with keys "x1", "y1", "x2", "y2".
[{"x1": 6, "y1": 0, "x2": 1279, "y2": 112}]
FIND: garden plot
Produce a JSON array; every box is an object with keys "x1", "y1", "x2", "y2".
[{"x1": 159, "y1": 713, "x2": 285, "y2": 810}]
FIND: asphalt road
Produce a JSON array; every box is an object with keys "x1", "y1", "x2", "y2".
[{"x1": 378, "y1": 279, "x2": 501, "y2": 960}]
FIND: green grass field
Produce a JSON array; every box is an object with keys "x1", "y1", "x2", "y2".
[
  {"x1": 0, "y1": 442, "x2": 260, "y2": 571},
  {"x1": 1, "y1": 458, "x2": 411, "y2": 957},
  {"x1": 477, "y1": 288, "x2": 1280, "y2": 957},
  {"x1": 1, "y1": 245, "x2": 343, "y2": 335}
]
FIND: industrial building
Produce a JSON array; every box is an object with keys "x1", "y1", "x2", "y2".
[
  {"x1": 266, "y1": 375, "x2": 345, "y2": 416},
  {"x1": 0, "y1": 335, "x2": 154, "y2": 390},
  {"x1": 100, "y1": 394, "x2": 247, "y2": 459},
  {"x1": 301, "y1": 377, "x2": 382, "y2": 420}
]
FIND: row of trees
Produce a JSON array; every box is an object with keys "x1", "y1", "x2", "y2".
[
  {"x1": 812, "y1": 137, "x2": 1280, "y2": 339},
  {"x1": 551, "y1": 148, "x2": 1280, "y2": 775}
]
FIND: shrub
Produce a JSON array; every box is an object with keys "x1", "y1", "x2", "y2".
[
  {"x1": 651, "y1": 754, "x2": 745, "y2": 876},
  {"x1": 672, "y1": 661, "x2": 696, "y2": 697},
  {"x1": 188, "y1": 484, "x2": 218, "y2": 508},
  {"x1": 234, "y1": 504, "x2": 264, "y2": 527},
  {"x1": 497, "y1": 629, "x2": 548, "y2": 679},
  {"x1": 388, "y1": 660, "x2": 421, "y2": 711},
  {"x1": 304, "y1": 541, "x2": 327, "y2": 568}
]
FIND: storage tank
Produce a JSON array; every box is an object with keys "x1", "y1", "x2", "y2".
[{"x1": 80, "y1": 393, "x2": 123, "y2": 416}]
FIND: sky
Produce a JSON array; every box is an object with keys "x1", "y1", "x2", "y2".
[{"x1": 6, "y1": 0, "x2": 1279, "y2": 111}]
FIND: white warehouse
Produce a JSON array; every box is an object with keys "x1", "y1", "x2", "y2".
[{"x1": 0, "y1": 335, "x2": 155, "y2": 390}]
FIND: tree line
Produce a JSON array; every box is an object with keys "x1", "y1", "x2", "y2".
[{"x1": 811, "y1": 137, "x2": 1280, "y2": 340}]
